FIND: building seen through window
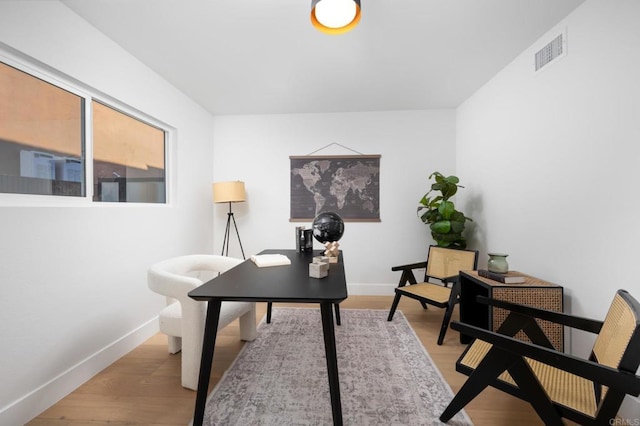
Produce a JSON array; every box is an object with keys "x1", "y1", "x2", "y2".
[
  {"x1": 92, "y1": 102, "x2": 166, "y2": 203},
  {"x1": 0, "y1": 61, "x2": 84, "y2": 197}
]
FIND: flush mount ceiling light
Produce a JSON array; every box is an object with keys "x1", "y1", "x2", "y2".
[{"x1": 311, "y1": 0, "x2": 361, "y2": 35}]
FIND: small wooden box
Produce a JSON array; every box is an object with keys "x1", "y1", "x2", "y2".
[{"x1": 309, "y1": 261, "x2": 329, "y2": 278}]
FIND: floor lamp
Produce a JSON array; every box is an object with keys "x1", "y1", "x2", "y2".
[{"x1": 212, "y1": 181, "x2": 246, "y2": 259}]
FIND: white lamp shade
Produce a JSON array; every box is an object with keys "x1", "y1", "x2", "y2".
[{"x1": 212, "y1": 181, "x2": 246, "y2": 203}]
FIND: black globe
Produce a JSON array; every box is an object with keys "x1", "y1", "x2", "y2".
[{"x1": 312, "y1": 212, "x2": 345, "y2": 243}]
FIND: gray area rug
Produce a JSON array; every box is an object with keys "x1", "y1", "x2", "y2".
[{"x1": 203, "y1": 308, "x2": 472, "y2": 425}]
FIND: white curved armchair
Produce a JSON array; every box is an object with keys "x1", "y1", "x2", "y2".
[{"x1": 147, "y1": 255, "x2": 257, "y2": 390}]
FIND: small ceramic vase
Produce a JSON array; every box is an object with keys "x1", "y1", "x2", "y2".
[{"x1": 487, "y1": 253, "x2": 509, "y2": 273}]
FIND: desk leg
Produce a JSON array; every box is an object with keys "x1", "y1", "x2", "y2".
[
  {"x1": 320, "y1": 302, "x2": 343, "y2": 426},
  {"x1": 192, "y1": 300, "x2": 222, "y2": 426}
]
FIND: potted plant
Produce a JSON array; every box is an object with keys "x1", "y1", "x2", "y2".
[{"x1": 417, "y1": 171, "x2": 472, "y2": 249}]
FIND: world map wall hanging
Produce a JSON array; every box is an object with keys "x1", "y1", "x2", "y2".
[{"x1": 290, "y1": 154, "x2": 381, "y2": 222}]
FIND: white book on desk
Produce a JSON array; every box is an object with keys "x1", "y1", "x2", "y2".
[{"x1": 251, "y1": 254, "x2": 291, "y2": 267}]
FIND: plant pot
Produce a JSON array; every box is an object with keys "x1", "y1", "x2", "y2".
[{"x1": 487, "y1": 253, "x2": 509, "y2": 273}]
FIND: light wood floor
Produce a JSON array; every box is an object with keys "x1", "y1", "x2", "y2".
[{"x1": 29, "y1": 296, "x2": 542, "y2": 425}]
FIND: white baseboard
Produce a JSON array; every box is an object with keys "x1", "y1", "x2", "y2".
[
  {"x1": 0, "y1": 317, "x2": 159, "y2": 425},
  {"x1": 347, "y1": 282, "x2": 395, "y2": 296}
]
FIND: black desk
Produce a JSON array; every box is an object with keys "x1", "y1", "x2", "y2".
[{"x1": 188, "y1": 249, "x2": 348, "y2": 426}]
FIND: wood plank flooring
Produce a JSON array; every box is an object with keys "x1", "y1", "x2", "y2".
[{"x1": 29, "y1": 296, "x2": 542, "y2": 425}]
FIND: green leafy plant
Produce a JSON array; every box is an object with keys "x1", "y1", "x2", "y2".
[{"x1": 417, "y1": 172, "x2": 472, "y2": 249}]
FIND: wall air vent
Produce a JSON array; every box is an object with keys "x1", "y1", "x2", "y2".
[{"x1": 535, "y1": 30, "x2": 567, "y2": 72}]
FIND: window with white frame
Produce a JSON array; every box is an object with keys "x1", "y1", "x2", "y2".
[
  {"x1": 0, "y1": 61, "x2": 85, "y2": 197},
  {"x1": 92, "y1": 102, "x2": 166, "y2": 203},
  {"x1": 0, "y1": 57, "x2": 168, "y2": 203}
]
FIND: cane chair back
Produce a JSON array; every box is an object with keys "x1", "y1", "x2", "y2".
[{"x1": 425, "y1": 247, "x2": 479, "y2": 281}]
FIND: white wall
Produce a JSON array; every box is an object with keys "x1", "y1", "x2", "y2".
[
  {"x1": 0, "y1": 2, "x2": 215, "y2": 424},
  {"x1": 212, "y1": 110, "x2": 456, "y2": 292},
  {"x1": 456, "y1": 0, "x2": 640, "y2": 416}
]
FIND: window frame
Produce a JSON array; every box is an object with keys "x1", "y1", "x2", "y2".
[
  {"x1": 0, "y1": 47, "x2": 172, "y2": 207},
  {"x1": 91, "y1": 100, "x2": 169, "y2": 204}
]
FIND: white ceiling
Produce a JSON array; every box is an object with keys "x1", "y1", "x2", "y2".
[{"x1": 61, "y1": 0, "x2": 585, "y2": 115}]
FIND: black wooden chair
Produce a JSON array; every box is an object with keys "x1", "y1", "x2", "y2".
[
  {"x1": 387, "y1": 245, "x2": 479, "y2": 345},
  {"x1": 440, "y1": 289, "x2": 640, "y2": 425}
]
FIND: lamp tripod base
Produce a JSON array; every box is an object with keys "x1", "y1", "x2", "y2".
[{"x1": 221, "y1": 202, "x2": 245, "y2": 259}]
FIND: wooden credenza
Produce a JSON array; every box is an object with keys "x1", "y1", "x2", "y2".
[{"x1": 459, "y1": 270, "x2": 564, "y2": 351}]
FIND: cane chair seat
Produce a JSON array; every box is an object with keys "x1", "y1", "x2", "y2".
[
  {"x1": 460, "y1": 339, "x2": 598, "y2": 415},
  {"x1": 398, "y1": 283, "x2": 452, "y2": 305}
]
